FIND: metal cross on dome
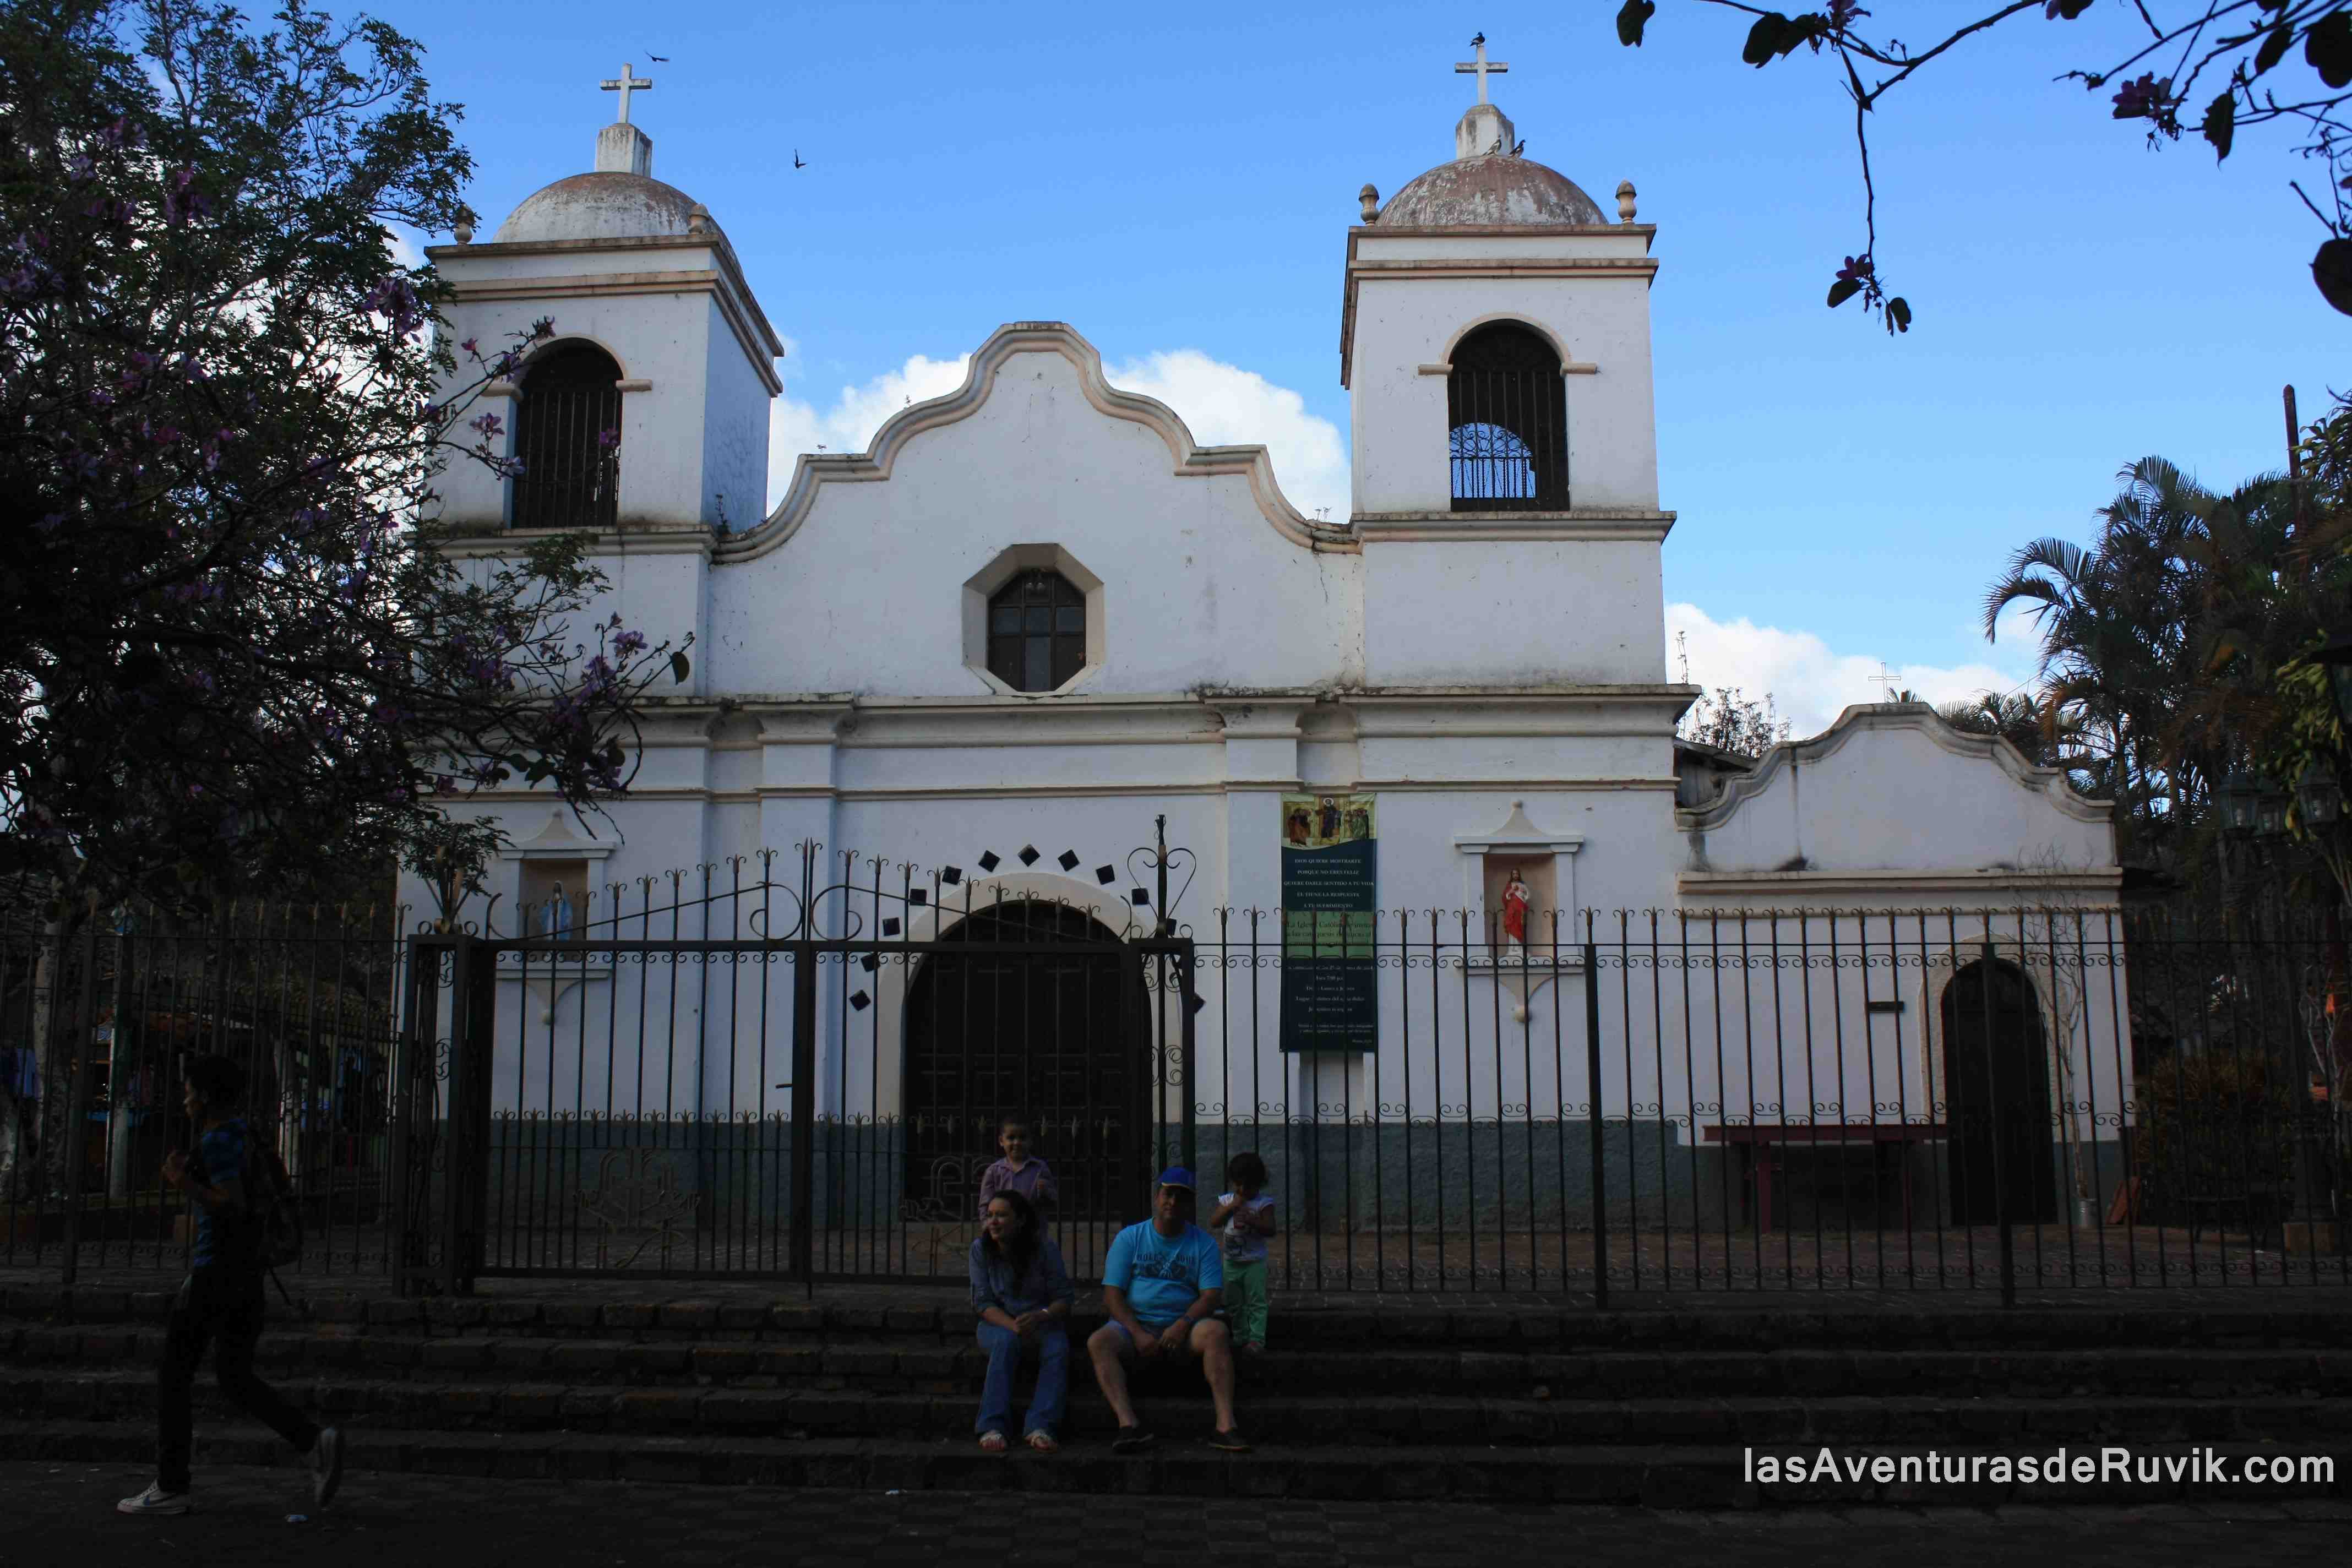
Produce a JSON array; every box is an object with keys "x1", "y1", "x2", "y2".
[
  {"x1": 601, "y1": 62, "x2": 654, "y2": 124},
  {"x1": 1454, "y1": 35, "x2": 1509, "y2": 104}
]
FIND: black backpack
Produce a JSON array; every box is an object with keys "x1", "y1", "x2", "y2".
[{"x1": 237, "y1": 1128, "x2": 304, "y2": 1295}]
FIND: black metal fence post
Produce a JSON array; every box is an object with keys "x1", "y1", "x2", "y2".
[
  {"x1": 1178, "y1": 946, "x2": 1198, "y2": 1177},
  {"x1": 438, "y1": 935, "x2": 494, "y2": 1297},
  {"x1": 1585, "y1": 940, "x2": 1607, "y2": 1310},
  {"x1": 1982, "y1": 939, "x2": 2017, "y2": 1308},
  {"x1": 790, "y1": 939, "x2": 816, "y2": 1288},
  {"x1": 389, "y1": 936, "x2": 440, "y2": 1296},
  {"x1": 57, "y1": 921, "x2": 101, "y2": 1286}
]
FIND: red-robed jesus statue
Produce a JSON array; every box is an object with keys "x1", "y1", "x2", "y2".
[{"x1": 1501, "y1": 869, "x2": 1530, "y2": 948}]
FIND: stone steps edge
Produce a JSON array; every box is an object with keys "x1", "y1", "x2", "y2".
[
  {"x1": 7, "y1": 1287, "x2": 2352, "y2": 1351},
  {"x1": 8, "y1": 1373, "x2": 2348, "y2": 1446},
  {"x1": 3, "y1": 1420, "x2": 2345, "y2": 1507}
]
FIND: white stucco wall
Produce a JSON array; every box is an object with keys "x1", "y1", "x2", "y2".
[
  {"x1": 1346, "y1": 231, "x2": 1660, "y2": 516},
  {"x1": 426, "y1": 239, "x2": 775, "y2": 532},
  {"x1": 1679, "y1": 705, "x2": 2118, "y2": 879}
]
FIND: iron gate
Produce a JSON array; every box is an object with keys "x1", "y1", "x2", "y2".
[{"x1": 394, "y1": 847, "x2": 1196, "y2": 1294}]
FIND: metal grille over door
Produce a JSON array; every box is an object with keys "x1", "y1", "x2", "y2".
[
  {"x1": 1447, "y1": 322, "x2": 1567, "y2": 511},
  {"x1": 511, "y1": 342, "x2": 622, "y2": 530},
  {"x1": 902, "y1": 901, "x2": 1143, "y2": 1224}
]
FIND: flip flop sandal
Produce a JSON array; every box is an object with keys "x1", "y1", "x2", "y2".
[
  {"x1": 1025, "y1": 1430, "x2": 1059, "y2": 1453},
  {"x1": 978, "y1": 1430, "x2": 1009, "y2": 1452}
]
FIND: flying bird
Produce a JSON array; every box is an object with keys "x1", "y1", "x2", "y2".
[
  {"x1": 793, "y1": 150, "x2": 807, "y2": 169},
  {"x1": 645, "y1": 48, "x2": 669, "y2": 62}
]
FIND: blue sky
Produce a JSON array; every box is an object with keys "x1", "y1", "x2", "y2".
[{"x1": 391, "y1": 1, "x2": 2340, "y2": 731}]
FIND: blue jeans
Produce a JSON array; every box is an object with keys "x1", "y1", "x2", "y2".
[{"x1": 976, "y1": 1320, "x2": 1068, "y2": 1438}]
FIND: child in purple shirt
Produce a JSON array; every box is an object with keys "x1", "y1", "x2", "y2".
[{"x1": 976, "y1": 1115, "x2": 1058, "y2": 1217}]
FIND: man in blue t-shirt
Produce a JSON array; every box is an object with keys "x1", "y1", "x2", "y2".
[
  {"x1": 116, "y1": 1054, "x2": 343, "y2": 1518},
  {"x1": 1087, "y1": 1167, "x2": 1248, "y2": 1454}
]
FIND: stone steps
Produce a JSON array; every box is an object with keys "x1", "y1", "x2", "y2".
[
  {"x1": 12, "y1": 1284, "x2": 2352, "y2": 1354},
  {"x1": 10, "y1": 1283, "x2": 2348, "y2": 1503},
  {"x1": 10, "y1": 1322, "x2": 2345, "y2": 1401},
  {"x1": 4, "y1": 1418, "x2": 2344, "y2": 1506},
  {"x1": 7, "y1": 1363, "x2": 2348, "y2": 1448}
]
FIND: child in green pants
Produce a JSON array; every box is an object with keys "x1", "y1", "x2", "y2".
[{"x1": 1208, "y1": 1151, "x2": 1277, "y2": 1352}]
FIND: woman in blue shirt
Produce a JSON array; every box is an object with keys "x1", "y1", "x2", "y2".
[{"x1": 967, "y1": 1188, "x2": 1074, "y2": 1452}]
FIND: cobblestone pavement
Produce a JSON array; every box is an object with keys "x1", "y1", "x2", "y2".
[{"x1": 5, "y1": 1462, "x2": 2349, "y2": 1568}]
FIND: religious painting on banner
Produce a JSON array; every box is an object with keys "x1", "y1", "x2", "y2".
[{"x1": 1281, "y1": 793, "x2": 1377, "y2": 1053}]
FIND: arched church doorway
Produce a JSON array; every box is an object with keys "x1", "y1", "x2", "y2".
[
  {"x1": 902, "y1": 901, "x2": 1146, "y2": 1224},
  {"x1": 1941, "y1": 958, "x2": 2059, "y2": 1225}
]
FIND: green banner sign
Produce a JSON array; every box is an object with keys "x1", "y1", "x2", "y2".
[{"x1": 1281, "y1": 793, "x2": 1377, "y2": 1053}]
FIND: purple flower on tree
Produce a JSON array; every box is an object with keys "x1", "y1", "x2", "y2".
[{"x1": 2110, "y1": 74, "x2": 2169, "y2": 122}]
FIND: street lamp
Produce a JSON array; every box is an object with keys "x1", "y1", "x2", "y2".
[
  {"x1": 2258, "y1": 785, "x2": 2291, "y2": 840},
  {"x1": 2220, "y1": 771, "x2": 2263, "y2": 839},
  {"x1": 2299, "y1": 763, "x2": 2344, "y2": 827},
  {"x1": 2312, "y1": 633, "x2": 2352, "y2": 731}
]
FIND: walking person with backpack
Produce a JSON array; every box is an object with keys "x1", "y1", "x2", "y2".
[{"x1": 117, "y1": 1054, "x2": 342, "y2": 1517}]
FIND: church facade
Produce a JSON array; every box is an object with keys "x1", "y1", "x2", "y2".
[{"x1": 412, "y1": 59, "x2": 2128, "y2": 1241}]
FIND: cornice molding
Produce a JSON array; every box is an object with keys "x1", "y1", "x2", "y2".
[
  {"x1": 1352, "y1": 509, "x2": 1674, "y2": 543},
  {"x1": 1675, "y1": 701, "x2": 2116, "y2": 832},
  {"x1": 428, "y1": 232, "x2": 786, "y2": 367},
  {"x1": 431, "y1": 523, "x2": 715, "y2": 560},
  {"x1": 1678, "y1": 868, "x2": 2124, "y2": 900},
  {"x1": 720, "y1": 322, "x2": 1354, "y2": 564}
]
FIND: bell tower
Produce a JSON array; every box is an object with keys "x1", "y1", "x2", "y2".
[{"x1": 1342, "y1": 46, "x2": 1672, "y2": 685}]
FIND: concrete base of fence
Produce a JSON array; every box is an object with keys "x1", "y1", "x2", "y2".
[{"x1": 460, "y1": 1118, "x2": 2137, "y2": 1243}]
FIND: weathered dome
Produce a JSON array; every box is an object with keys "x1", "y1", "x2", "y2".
[
  {"x1": 1379, "y1": 154, "x2": 1607, "y2": 228},
  {"x1": 493, "y1": 171, "x2": 708, "y2": 244}
]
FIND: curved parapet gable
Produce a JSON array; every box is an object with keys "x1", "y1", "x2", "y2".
[
  {"x1": 722, "y1": 322, "x2": 1352, "y2": 563},
  {"x1": 1675, "y1": 703, "x2": 2116, "y2": 884}
]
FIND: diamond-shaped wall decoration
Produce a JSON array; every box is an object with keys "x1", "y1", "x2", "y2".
[
  {"x1": 859, "y1": 953, "x2": 877, "y2": 972},
  {"x1": 1095, "y1": 865, "x2": 1115, "y2": 885},
  {"x1": 881, "y1": 918, "x2": 901, "y2": 937},
  {"x1": 1057, "y1": 850, "x2": 1080, "y2": 872},
  {"x1": 850, "y1": 990, "x2": 870, "y2": 1011},
  {"x1": 1018, "y1": 846, "x2": 1040, "y2": 866},
  {"x1": 977, "y1": 851, "x2": 1000, "y2": 873},
  {"x1": 941, "y1": 865, "x2": 962, "y2": 885},
  {"x1": 1130, "y1": 888, "x2": 1151, "y2": 905},
  {"x1": 910, "y1": 888, "x2": 928, "y2": 907}
]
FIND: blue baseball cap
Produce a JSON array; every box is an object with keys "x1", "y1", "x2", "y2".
[{"x1": 1155, "y1": 1167, "x2": 1196, "y2": 1190}]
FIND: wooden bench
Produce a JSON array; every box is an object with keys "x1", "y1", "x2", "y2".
[{"x1": 1702, "y1": 1122, "x2": 1948, "y2": 1232}]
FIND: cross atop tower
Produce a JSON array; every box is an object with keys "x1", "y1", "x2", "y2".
[
  {"x1": 1454, "y1": 34, "x2": 1508, "y2": 105},
  {"x1": 601, "y1": 63, "x2": 654, "y2": 125}
]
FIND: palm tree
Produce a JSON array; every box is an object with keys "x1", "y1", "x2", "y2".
[{"x1": 1983, "y1": 457, "x2": 2210, "y2": 862}]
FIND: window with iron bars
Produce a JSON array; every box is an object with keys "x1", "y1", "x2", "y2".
[
  {"x1": 987, "y1": 569, "x2": 1086, "y2": 692},
  {"x1": 1447, "y1": 322, "x2": 1567, "y2": 512},
  {"x1": 511, "y1": 342, "x2": 622, "y2": 530}
]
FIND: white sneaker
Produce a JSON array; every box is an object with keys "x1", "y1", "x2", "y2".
[
  {"x1": 311, "y1": 1426, "x2": 345, "y2": 1510},
  {"x1": 117, "y1": 1483, "x2": 190, "y2": 1516}
]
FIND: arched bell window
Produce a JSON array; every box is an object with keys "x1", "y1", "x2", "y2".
[
  {"x1": 511, "y1": 341, "x2": 622, "y2": 529},
  {"x1": 1447, "y1": 322, "x2": 1567, "y2": 512},
  {"x1": 987, "y1": 569, "x2": 1085, "y2": 692}
]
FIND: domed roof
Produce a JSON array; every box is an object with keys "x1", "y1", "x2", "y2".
[
  {"x1": 1380, "y1": 153, "x2": 1608, "y2": 227},
  {"x1": 492, "y1": 171, "x2": 710, "y2": 244}
]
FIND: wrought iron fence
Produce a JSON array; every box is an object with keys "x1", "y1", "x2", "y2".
[
  {"x1": 10, "y1": 847, "x2": 2342, "y2": 1301},
  {"x1": 0, "y1": 897, "x2": 409, "y2": 1281},
  {"x1": 375, "y1": 842, "x2": 2351, "y2": 1299}
]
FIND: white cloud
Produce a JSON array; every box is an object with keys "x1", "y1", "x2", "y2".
[
  {"x1": 1667, "y1": 602, "x2": 2035, "y2": 739},
  {"x1": 1102, "y1": 350, "x2": 1349, "y2": 525},
  {"x1": 763, "y1": 347, "x2": 1348, "y2": 522},
  {"x1": 766, "y1": 353, "x2": 973, "y2": 509}
]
